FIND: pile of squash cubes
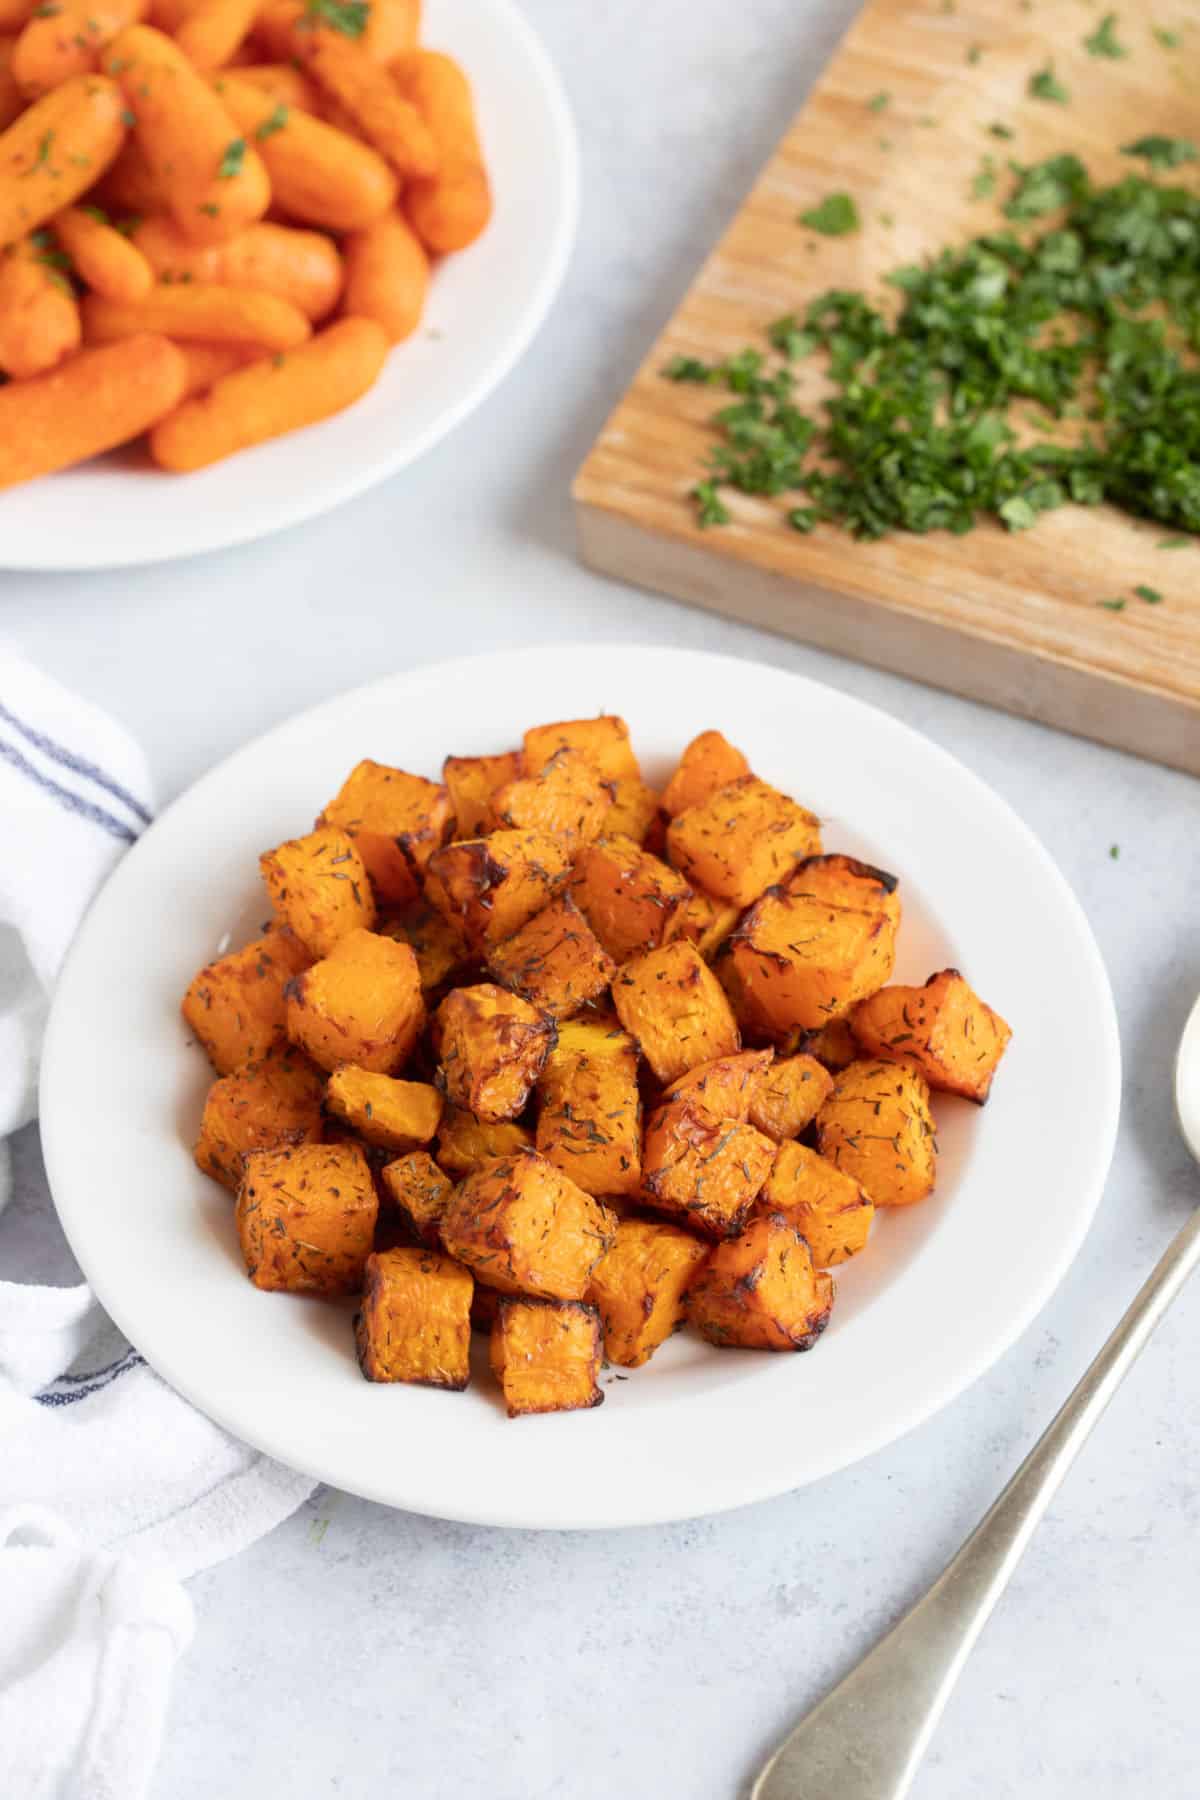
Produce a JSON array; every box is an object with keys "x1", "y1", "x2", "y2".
[{"x1": 183, "y1": 716, "x2": 1011, "y2": 1418}]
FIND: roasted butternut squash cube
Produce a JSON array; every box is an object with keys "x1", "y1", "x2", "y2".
[
  {"x1": 236, "y1": 1141, "x2": 377, "y2": 1295},
  {"x1": 443, "y1": 750, "x2": 522, "y2": 839},
  {"x1": 660, "y1": 729, "x2": 750, "y2": 818},
  {"x1": 569, "y1": 835, "x2": 691, "y2": 964},
  {"x1": 355, "y1": 1247, "x2": 472, "y2": 1388},
  {"x1": 441, "y1": 1149, "x2": 617, "y2": 1299},
  {"x1": 435, "y1": 1106, "x2": 534, "y2": 1178},
  {"x1": 378, "y1": 898, "x2": 473, "y2": 995},
  {"x1": 425, "y1": 829, "x2": 572, "y2": 951},
  {"x1": 612, "y1": 940, "x2": 740, "y2": 1086},
  {"x1": 674, "y1": 886, "x2": 742, "y2": 961},
  {"x1": 286, "y1": 928, "x2": 425, "y2": 1074},
  {"x1": 800, "y1": 1017, "x2": 859, "y2": 1071},
  {"x1": 850, "y1": 968, "x2": 1013, "y2": 1103},
  {"x1": 666, "y1": 776, "x2": 822, "y2": 908},
  {"x1": 522, "y1": 714, "x2": 639, "y2": 782},
  {"x1": 816, "y1": 1059, "x2": 937, "y2": 1208},
  {"x1": 490, "y1": 1297, "x2": 604, "y2": 1417},
  {"x1": 535, "y1": 1015, "x2": 642, "y2": 1197},
  {"x1": 603, "y1": 777, "x2": 661, "y2": 846},
  {"x1": 587, "y1": 1217, "x2": 710, "y2": 1367},
  {"x1": 783, "y1": 853, "x2": 900, "y2": 927},
  {"x1": 194, "y1": 1042, "x2": 324, "y2": 1190},
  {"x1": 182, "y1": 921, "x2": 311, "y2": 1074},
  {"x1": 686, "y1": 1213, "x2": 834, "y2": 1350},
  {"x1": 728, "y1": 888, "x2": 898, "y2": 1035},
  {"x1": 319, "y1": 759, "x2": 451, "y2": 906},
  {"x1": 433, "y1": 983, "x2": 555, "y2": 1123},
  {"x1": 325, "y1": 1067, "x2": 443, "y2": 1151},
  {"x1": 380, "y1": 1149, "x2": 454, "y2": 1247},
  {"x1": 493, "y1": 748, "x2": 612, "y2": 846},
  {"x1": 664, "y1": 1049, "x2": 774, "y2": 1122},
  {"x1": 486, "y1": 893, "x2": 616, "y2": 1020},
  {"x1": 759, "y1": 1141, "x2": 873, "y2": 1265},
  {"x1": 260, "y1": 825, "x2": 376, "y2": 957},
  {"x1": 641, "y1": 1097, "x2": 775, "y2": 1238},
  {"x1": 748, "y1": 1054, "x2": 834, "y2": 1141}
]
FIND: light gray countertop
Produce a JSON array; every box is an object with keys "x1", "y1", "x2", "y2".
[{"x1": 3, "y1": 1, "x2": 1198, "y2": 1793}]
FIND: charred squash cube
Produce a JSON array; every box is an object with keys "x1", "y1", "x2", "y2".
[
  {"x1": 522, "y1": 714, "x2": 639, "y2": 782},
  {"x1": 486, "y1": 893, "x2": 616, "y2": 1020},
  {"x1": 490, "y1": 1297, "x2": 604, "y2": 1417},
  {"x1": 664, "y1": 1049, "x2": 775, "y2": 1122},
  {"x1": 378, "y1": 899, "x2": 473, "y2": 996},
  {"x1": 674, "y1": 886, "x2": 742, "y2": 961},
  {"x1": 440, "y1": 1149, "x2": 617, "y2": 1299},
  {"x1": 728, "y1": 886, "x2": 898, "y2": 1036},
  {"x1": 286, "y1": 928, "x2": 425, "y2": 1074},
  {"x1": 569, "y1": 835, "x2": 691, "y2": 964},
  {"x1": 433, "y1": 983, "x2": 555, "y2": 1123},
  {"x1": 355, "y1": 1247, "x2": 472, "y2": 1387},
  {"x1": 380, "y1": 1149, "x2": 454, "y2": 1247},
  {"x1": 425, "y1": 829, "x2": 572, "y2": 952},
  {"x1": 435, "y1": 1106, "x2": 533, "y2": 1178},
  {"x1": 260, "y1": 825, "x2": 376, "y2": 957},
  {"x1": 493, "y1": 748, "x2": 612, "y2": 847},
  {"x1": 666, "y1": 776, "x2": 822, "y2": 908},
  {"x1": 641, "y1": 1096, "x2": 775, "y2": 1238},
  {"x1": 587, "y1": 1217, "x2": 710, "y2": 1367},
  {"x1": 535, "y1": 1015, "x2": 642, "y2": 1198},
  {"x1": 319, "y1": 759, "x2": 451, "y2": 906},
  {"x1": 660, "y1": 729, "x2": 750, "y2": 818},
  {"x1": 602, "y1": 777, "x2": 661, "y2": 846},
  {"x1": 325, "y1": 1067, "x2": 443, "y2": 1151},
  {"x1": 612, "y1": 940, "x2": 740, "y2": 1086},
  {"x1": 194, "y1": 1042, "x2": 324, "y2": 1190},
  {"x1": 182, "y1": 922, "x2": 311, "y2": 1075},
  {"x1": 443, "y1": 750, "x2": 522, "y2": 839},
  {"x1": 760, "y1": 1141, "x2": 873, "y2": 1265},
  {"x1": 816, "y1": 1059, "x2": 937, "y2": 1208},
  {"x1": 748, "y1": 1054, "x2": 834, "y2": 1141},
  {"x1": 783, "y1": 853, "x2": 900, "y2": 925},
  {"x1": 850, "y1": 968, "x2": 1012, "y2": 1103},
  {"x1": 236, "y1": 1141, "x2": 378, "y2": 1295},
  {"x1": 799, "y1": 1017, "x2": 859, "y2": 1071},
  {"x1": 686, "y1": 1212, "x2": 835, "y2": 1350}
]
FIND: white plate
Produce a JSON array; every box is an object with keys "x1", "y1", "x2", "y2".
[
  {"x1": 41, "y1": 647, "x2": 1121, "y2": 1529},
  {"x1": 0, "y1": 0, "x2": 577, "y2": 571}
]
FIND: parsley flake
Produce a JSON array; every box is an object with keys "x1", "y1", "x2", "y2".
[
  {"x1": 1109, "y1": 844, "x2": 1121, "y2": 859},
  {"x1": 867, "y1": 91, "x2": 890, "y2": 112},
  {"x1": 217, "y1": 137, "x2": 246, "y2": 179},
  {"x1": 1153, "y1": 27, "x2": 1181, "y2": 50},
  {"x1": 798, "y1": 192, "x2": 859, "y2": 236},
  {"x1": 255, "y1": 103, "x2": 289, "y2": 140},
  {"x1": 301, "y1": 0, "x2": 369, "y2": 34},
  {"x1": 1097, "y1": 598, "x2": 1127, "y2": 610},
  {"x1": 1121, "y1": 134, "x2": 1198, "y2": 170},
  {"x1": 1029, "y1": 64, "x2": 1070, "y2": 103},
  {"x1": 1134, "y1": 583, "x2": 1163, "y2": 603},
  {"x1": 1084, "y1": 12, "x2": 1127, "y2": 57}
]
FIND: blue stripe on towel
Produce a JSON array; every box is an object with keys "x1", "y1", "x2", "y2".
[
  {"x1": 0, "y1": 737, "x2": 139, "y2": 843},
  {"x1": 35, "y1": 1349, "x2": 145, "y2": 1407},
  {"x1": 0, "y1": 698, "x2": 151, "y2": 826}
]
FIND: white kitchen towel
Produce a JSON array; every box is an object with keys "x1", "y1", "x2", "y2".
[{"x1": 0, "y1": 649, "x2": 314, "y2": 1800}]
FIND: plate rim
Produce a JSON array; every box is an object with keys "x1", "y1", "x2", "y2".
[
  {"x1": 40, "y1": 645, "x2": 1122, "y2": 1528},
  {"x1": 0, "y1": 0, "x2": 580, "y2": 574}
]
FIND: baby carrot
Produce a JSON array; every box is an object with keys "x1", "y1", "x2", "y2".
[
  {"x1": 0, "y1": 74, "x2": 126, "y2": 248},
  {"x1": 0, "y1": 331, "x2": 185, "y2": 484},
  {"x1": 359, "y1": 0, "x2": 418, "y2": 64},
  {"x1": 174, "y1": 0, "x2": 259, "y2": 72},
  {"x1": 53, "y1": 203, "x2": 153, "y2": 299},
  {"x1": 12, "y1": 0, "x2": 146, "y2": 98},
  {"x1": 229, "y1": 62, "x2": 319, "y2": 110},
  {"x1": 82, "y1": 280, "x2": 311, "y2": 347},
  {"x1": 103, "y1": 25, "x2": 269, "y2": 244},
  {"x1": 341, "y1": 209, "x2": 425, "y2": 342},
  {"x1": 0, "y1": 35, "x2": 23, "y2": 129},
  {"x1": 215, "y1": 71, "x2": 395, "y2": 231},
  {"x1": 392, "y1": 49, "x2": 489, "y2": 253},
  {"x1": 0, "y1": 231, "x2": 80, "y2": 374},
  {"x1": 133, "y1": 215, "x2": 341, "y2": 319},
  {"x1": 263, "y1": 7, "x2": 435, "y2": 179},
  {"x1": 174, "y1": 337, "x2": 256, "y2": 395},
  {"x1": 149, "y1": 313, "x2": 386, "y2": 469}
]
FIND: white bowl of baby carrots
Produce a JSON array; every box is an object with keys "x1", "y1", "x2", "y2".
[{"x1": 0, "y1": 0, "x2": 576, "y2": 567}]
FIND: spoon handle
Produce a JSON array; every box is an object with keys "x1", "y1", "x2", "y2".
[{"x1": 752, "y1": 1205, "x2": 1200, "y2": 1800}]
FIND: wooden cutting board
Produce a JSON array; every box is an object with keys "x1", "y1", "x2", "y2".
[{"x1": 573, "y1": 0, "x2": 1200, "y2": 776}]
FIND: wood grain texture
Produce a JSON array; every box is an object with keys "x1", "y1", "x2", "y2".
[{"x1": 573, "y1": 0, "x2": 1200, "y2": 775}]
